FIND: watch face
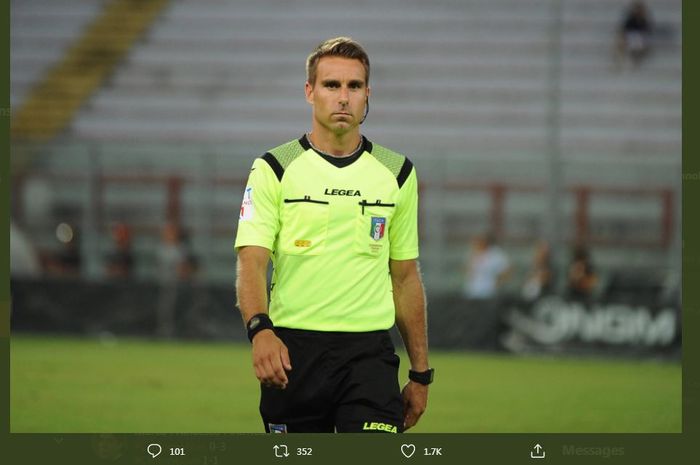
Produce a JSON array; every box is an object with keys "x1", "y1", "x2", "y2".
[{"x1": 249, "y1": 317, "x2": 260, "y2": 330}]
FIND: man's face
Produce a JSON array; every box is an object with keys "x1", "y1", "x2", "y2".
[{"x1": 305, "y1": 56, "x2": 370, "y2": 135}]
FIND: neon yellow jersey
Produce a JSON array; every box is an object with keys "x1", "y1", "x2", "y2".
[{"x1": 234, "y1": 135, "x2": 419, "y2": 332}]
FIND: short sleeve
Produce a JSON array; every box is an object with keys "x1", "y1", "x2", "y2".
[
  {"x1": 389, "y1": 166, "x2": 419, "y2": 260},
  {"x1": 234, "y1": 157, "x2": 281, "y2": 252}
]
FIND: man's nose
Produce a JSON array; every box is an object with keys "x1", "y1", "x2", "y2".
[{"x1": 339, "y1": 87, "x2": 349, "y2": 104}]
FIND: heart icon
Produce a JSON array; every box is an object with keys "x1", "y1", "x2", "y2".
[{"x1": 401, "y1": 444, "x2": 416, "y2": 458}]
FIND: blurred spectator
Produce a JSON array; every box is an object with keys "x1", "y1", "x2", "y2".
[
  {"x1": 105, "y1": 223, "x2": 134, "y2": 279},
  {"x1": 45, "y1": 223, "x2": 81, "y2": 277},
  {"x1": 463, "y1": 233, "x2": 512, "y2": 299},
  {"x1": 521, "y1": 240, "x2": 554, "y2": 301},
  {"x1": 156, "y1": 222, "x2": 198, "y2": 281},
  {"x1": 616, "y1": 1, "x2": 653, "y2": 68},
  {"x1": 178, "y1": 230, "x2": 200, "y2": 280},
  {"x1": 157, "y1": 222, "x2": 187, "y2": 281},
  {"x1": 566, "y1": 244, "x2": 598, "y2": 301},
  {"x1": 10, "y1": 221, "x2": 41, "y2": 278},
  {"x1": 155, "y1": 221, "x2": 191, "y2": 338}
]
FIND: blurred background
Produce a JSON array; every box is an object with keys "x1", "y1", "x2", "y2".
[{"x1": 9, "y1": 0, "x2": 681, "y2": 432}]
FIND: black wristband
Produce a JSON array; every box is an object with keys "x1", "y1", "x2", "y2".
[
  {"x1": 408, "y1": 368, "x2": 435, "y2": 385},
  {"x1": 246, "y1": 313, "x2": 274, "y2": 342}
]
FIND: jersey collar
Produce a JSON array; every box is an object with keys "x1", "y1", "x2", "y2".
[{"x1": 299, "y1": 134, "x2": 372, "y2": 168}]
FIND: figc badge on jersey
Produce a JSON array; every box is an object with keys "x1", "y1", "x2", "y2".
[
  {"x1": 370, "y1": 216, "x2": 386, "y2": 241},
  {"x1": 240, "y1": 187, "x2": 254, "y2": 221}
]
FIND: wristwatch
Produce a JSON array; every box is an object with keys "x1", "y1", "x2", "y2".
[{"x1": 408, "y1": 368, "x2": 435, "y2": 385}]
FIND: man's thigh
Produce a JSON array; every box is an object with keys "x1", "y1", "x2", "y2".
[
  {"x1": 333, "y1": 333, "x2": 404, "y2": 433},
  {"x1": 259, "y1": 328, "x2": 334, "y2": 433}
]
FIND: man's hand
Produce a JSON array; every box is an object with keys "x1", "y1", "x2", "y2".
[
  {"x1": 401, "y1": 380, "x2": 428, "y2": 430},
  {"x1": 252, "y1": 329, "x2": 292, "y2": 389}
]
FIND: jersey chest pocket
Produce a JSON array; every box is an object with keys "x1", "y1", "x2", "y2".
[
  {"x1": 279, "y1": 196, "x2": 330, "y2": 256},
  {"x1": 355, "y1": 200, "x2": 395, "y2": 257}
]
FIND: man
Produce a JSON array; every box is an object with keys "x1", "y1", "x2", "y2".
[
  {"x1": 616, "y1": 1, "x2": 653, "y2": 67},
  {"x1": 463, "y1": 233, "x2": 512, "y2": 300},
  {"x1": 234, "y1": 37, "x2": 432, "y2": 433}
]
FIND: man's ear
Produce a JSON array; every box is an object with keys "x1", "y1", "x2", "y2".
[{"x1": 305, "y1": 81, "x2": 313, "y2": 104}]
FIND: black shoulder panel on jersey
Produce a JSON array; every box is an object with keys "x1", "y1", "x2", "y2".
[
  {"x1": 397, "y1": 158, "x2": 414, "y2": 189},
  {"x1": 262, "y1": 152, "x2": 284, "y2": 182}
]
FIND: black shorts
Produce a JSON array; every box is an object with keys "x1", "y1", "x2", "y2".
[{"x1": 260, "y1": 328, "x2": 404, "y2": 433}]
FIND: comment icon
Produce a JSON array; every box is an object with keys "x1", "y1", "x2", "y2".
[{"x1": 147, "y1": 443, "x2": 162, "y2": 458}]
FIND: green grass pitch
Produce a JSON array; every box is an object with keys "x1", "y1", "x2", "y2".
[{"x1": 10, "y1": 334, "x2": 680, "y2": 433}]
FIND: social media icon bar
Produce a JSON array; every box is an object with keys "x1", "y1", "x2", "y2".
[
  {"x1": 531, "y1": 443, "x2": 545, "y2": 459},
  {"x1": 273, "y1": 444, "x2": 289, "y2": 458},
  {"x1": 401, "y1": 443, "x2": 416, "y2": 458},
  {"x1": 147, "y1": 443, "x2": 162, "y2": 459}
]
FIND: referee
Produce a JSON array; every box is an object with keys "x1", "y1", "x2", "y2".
[{"x1": 235, "y1": 37, "x2": 432, "y2": 433}]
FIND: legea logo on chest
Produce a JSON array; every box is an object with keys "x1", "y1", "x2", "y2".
[{"x1": 324, "y1": 188, "x2": 361, "y2": 196}]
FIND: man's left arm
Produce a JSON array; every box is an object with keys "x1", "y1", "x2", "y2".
[{"x1": 390, "y1": 258, "x2": 429, "y2": 431}]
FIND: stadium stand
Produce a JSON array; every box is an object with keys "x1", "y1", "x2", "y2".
[
  {"x1": 12, "y1": 0, "x2": 168, "y2": 140},
  {"x1": 11, "y1": 0, "x2": 109, "y2": 107},
  {"x1": 10, "y1": 0, "x2": 681, "y2": 291}
]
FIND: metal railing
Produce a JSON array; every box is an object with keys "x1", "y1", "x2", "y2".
[{"x1": 10, "y1": 140, "x2": 680, "y2": 292}]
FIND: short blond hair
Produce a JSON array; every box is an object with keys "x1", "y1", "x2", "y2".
[{"x1": 306, "y1": 37, "x2": 370, "y2": 86}]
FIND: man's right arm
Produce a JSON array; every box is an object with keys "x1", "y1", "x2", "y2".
[
  {"x1": 234, "y1": 155, "x2": 288, "y2": 388},
  {"x1": 236, "y1": 245, "x2": 291, "y2": 389}
]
